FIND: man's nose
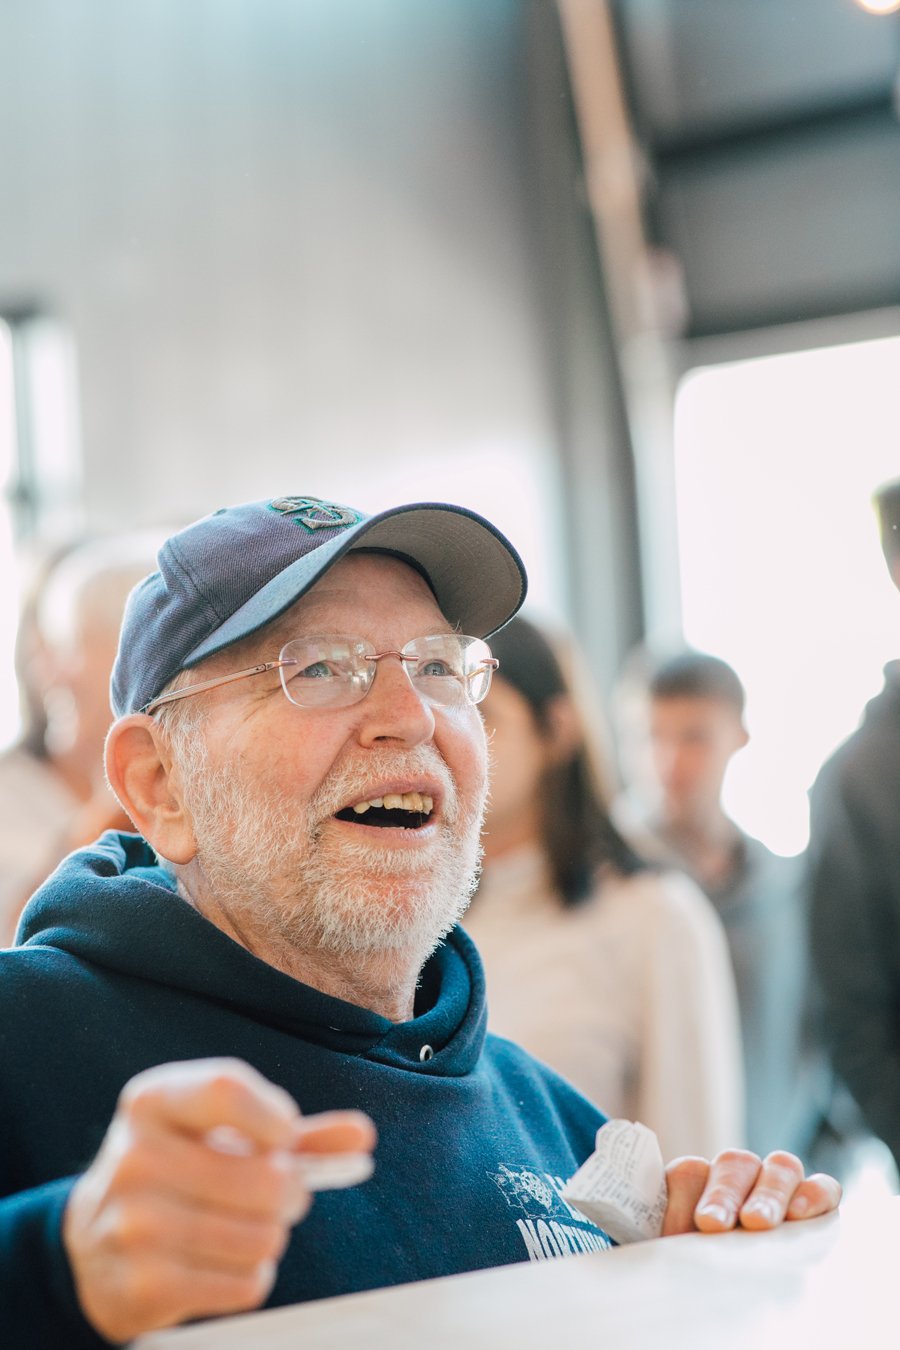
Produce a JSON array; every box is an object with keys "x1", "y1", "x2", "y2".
[{"x1": 355, "y1": 653, "x2": 437, "y2": 747}]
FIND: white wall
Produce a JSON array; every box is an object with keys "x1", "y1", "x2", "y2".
[{"x1": 0, "y1": 0, "x2": 571, "y2": 608}]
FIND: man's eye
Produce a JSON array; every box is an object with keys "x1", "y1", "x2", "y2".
[
  {"x1": 419, "y1": 659, "x2": 455, "y2": 677},
  {"x1": 297, "y1": 660, "x2": 338, "y2": 680}
]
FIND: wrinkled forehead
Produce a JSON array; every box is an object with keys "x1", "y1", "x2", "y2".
[{"x1": 289, "y1": 551, "x2": 444, "y2": 622}]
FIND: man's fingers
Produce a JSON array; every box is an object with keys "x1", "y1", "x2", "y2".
[
  {"x1": 108, "y1": 1102, "x2": 378, "y2": 1222},
  {"x1": 693, "y1": 1149, "x2": 762, "y2": 1232},
  {"x1": 114, "y1": 1193, "x2": 290, "y2": 1275},
  {"x1": 292, "y1": 1109, "x2": 378, "y2": 1155},
  {"x1": 662, "y1": 1156, "x2": 710, "y2": 1236},
  {"x1": 786, "y1": 1172, "x2": 843, "y2": 1221},
  {"x1": 122, "y1": 1058, "x2": 301, "y2": 1151},
  {"x1": 65, "y1": 1061, "x2": 380, "y2": 1343},
  {"x1": 65, "y1": 1061, "x2": 378, "y2": 1344},
  {"x1": 290, "y1": 1111, "x2": 377, "y2": 1191},
  {"x1": 739, "y1": 1150, "x2": 805, "y2": 1229},
  {"x1": 663, "y1": 1151, "x2": 843, "y2": 1241},
  {"x1": 113, "y1": 1126, "x2": 312, "y2": 1222},
  {"x1": 168, "y1": 1258, "x2": 278, "y2": 1329},
  {"x1": 95, "y1": 1254, "x2": 277, "y2": 1341}
]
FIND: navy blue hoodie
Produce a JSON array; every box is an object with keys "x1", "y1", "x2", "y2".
[{"x1": 0, "y1": 833, "x2": 610, "y2": 1346}]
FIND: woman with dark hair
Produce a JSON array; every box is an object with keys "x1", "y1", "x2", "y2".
[{"x1": 465, "y1": 613, "x2": 744, "y2": 1161}]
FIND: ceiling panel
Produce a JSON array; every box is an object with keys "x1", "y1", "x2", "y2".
[
  {"x1": 609, "y1": 0, "x2": 900, "y2": 335},
  {"x1": 614, "y1": 0, "x2": 900, "y2": 147}
]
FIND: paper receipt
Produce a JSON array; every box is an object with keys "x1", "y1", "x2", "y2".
[{"x1": 561, "y1": 1119, "x2": 668, "y2": 1245}]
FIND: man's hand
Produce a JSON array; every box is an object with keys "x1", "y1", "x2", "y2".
[
  {"x1": 62, "y1": 1058, "x2": 376, "y2": 1344},
  {"x1": 662, "y1": 1149, "x2": 841, "y2": 1237}
]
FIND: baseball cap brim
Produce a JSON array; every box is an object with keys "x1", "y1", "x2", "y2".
[{"x1": 185, "y1": 501, "x2": 527, "y2": 668}]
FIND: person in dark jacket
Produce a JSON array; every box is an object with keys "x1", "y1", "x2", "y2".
[
  {"x1": 1, "y1": 494, "x2": 840, "y2": 1347},
  {"x1": 808, "y1": 477, "x2": 900, "y2": 1172}
]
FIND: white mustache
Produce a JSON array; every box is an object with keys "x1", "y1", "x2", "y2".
[{"x1": 308, "y1": 745, "x2": 460, "y2": 826}]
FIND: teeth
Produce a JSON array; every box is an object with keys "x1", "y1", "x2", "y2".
[{"x1": 349, "y1": 792, "x2": 434, "y2": 815}]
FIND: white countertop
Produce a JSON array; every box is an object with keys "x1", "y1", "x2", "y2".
[{"x1": 136, "y1": 1196, "x2": 899, "y2": 1350}]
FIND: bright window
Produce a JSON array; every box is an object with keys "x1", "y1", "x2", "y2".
[
  {"x1": 0, "y1": 315, "x2": 82, "y2": 750},
  {"x1": 0, "y1": 322, "x2": 20, "y2": 748},
  {"x1": 673, "y1": 333, "x2": 900, "y2": 855}
]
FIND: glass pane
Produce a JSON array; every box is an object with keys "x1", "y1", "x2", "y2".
[
  {"x1": 673, "y1": 332, "x2": 900, "y2": 854},
  {"x1": 0, "y1": 322, "x2": 20, "y2": 749}
]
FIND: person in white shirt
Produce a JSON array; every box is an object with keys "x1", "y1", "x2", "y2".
[{"x1": 466, "y1": 613, "x2": 744, "y2": 1162}]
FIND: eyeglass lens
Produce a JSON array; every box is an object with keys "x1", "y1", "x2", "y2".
[{"x1": 278, "y1": 634, "x2": 495, "y2": 708}]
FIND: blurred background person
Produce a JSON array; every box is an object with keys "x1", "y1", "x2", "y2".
[
  {"x1": 807, "y1": 478, "x2": 900, "y2": 1177},
  {"x1": 0, "y1": 532, "x2": 162, "y2": 944},
  {"x1": 464, "y1": 613, "x2": 744, "y2": 1163},
  {"x1": 613, "y1": 648, "x2": 830, "y2": 1165}
]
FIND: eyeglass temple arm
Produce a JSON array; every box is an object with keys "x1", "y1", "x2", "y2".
[{"x1": 145, "y1": 660, "x2": 292, "y2": 714}]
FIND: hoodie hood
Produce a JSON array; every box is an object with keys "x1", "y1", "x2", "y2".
[{"x1": 17, "y1": 831, "x2": 488, "y2": 1076}]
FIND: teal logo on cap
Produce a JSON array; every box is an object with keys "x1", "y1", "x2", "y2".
[{"x1": 269, "y1": 497, "x2": 361, "y2": 531}]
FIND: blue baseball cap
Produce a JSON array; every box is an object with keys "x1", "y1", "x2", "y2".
[{"x1": 111, "y1": 494, "x2": 527, "y2": 717}]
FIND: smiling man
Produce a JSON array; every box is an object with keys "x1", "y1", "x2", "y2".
[
  {"x1": 0, "y1": 496, "x2": 839, "y2": 1346},
  {"x1": 136, "y1": 551, "x2": 490, "y2": 1018}
]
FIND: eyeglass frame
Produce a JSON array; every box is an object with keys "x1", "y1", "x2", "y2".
[{"x1": 144, "y1": 632, "x2": 499, "y2": 716}]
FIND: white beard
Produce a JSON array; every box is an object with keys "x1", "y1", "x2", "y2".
[{"x1": 176, "y1": 739, "x2": 486, "y2": 968}]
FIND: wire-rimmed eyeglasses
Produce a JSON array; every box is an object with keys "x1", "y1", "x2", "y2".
[{"x1": 145, "y1": 633, "x2": 499, "y2": 715}]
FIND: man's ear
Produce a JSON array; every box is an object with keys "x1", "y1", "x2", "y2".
[{"x1": 104, "y1": 715, "x2": 198, "y2": 865}]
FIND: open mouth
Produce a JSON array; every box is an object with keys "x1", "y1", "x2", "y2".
[{"x1": 334, "y1": 791, "x2": 435, "y2": 831}]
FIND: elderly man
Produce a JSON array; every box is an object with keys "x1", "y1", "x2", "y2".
[{"x1": 1, "y1": 495, "x2": 839, "y2": 1346}]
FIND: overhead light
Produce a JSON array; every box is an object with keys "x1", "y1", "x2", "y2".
[{"x1": 855, "y1": 0, "x2": 900, "y2": 14}]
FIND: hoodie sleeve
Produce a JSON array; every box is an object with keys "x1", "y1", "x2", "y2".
[{"x1": 0, "y1": 1175, "x2": 113, "y2": 1348}]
